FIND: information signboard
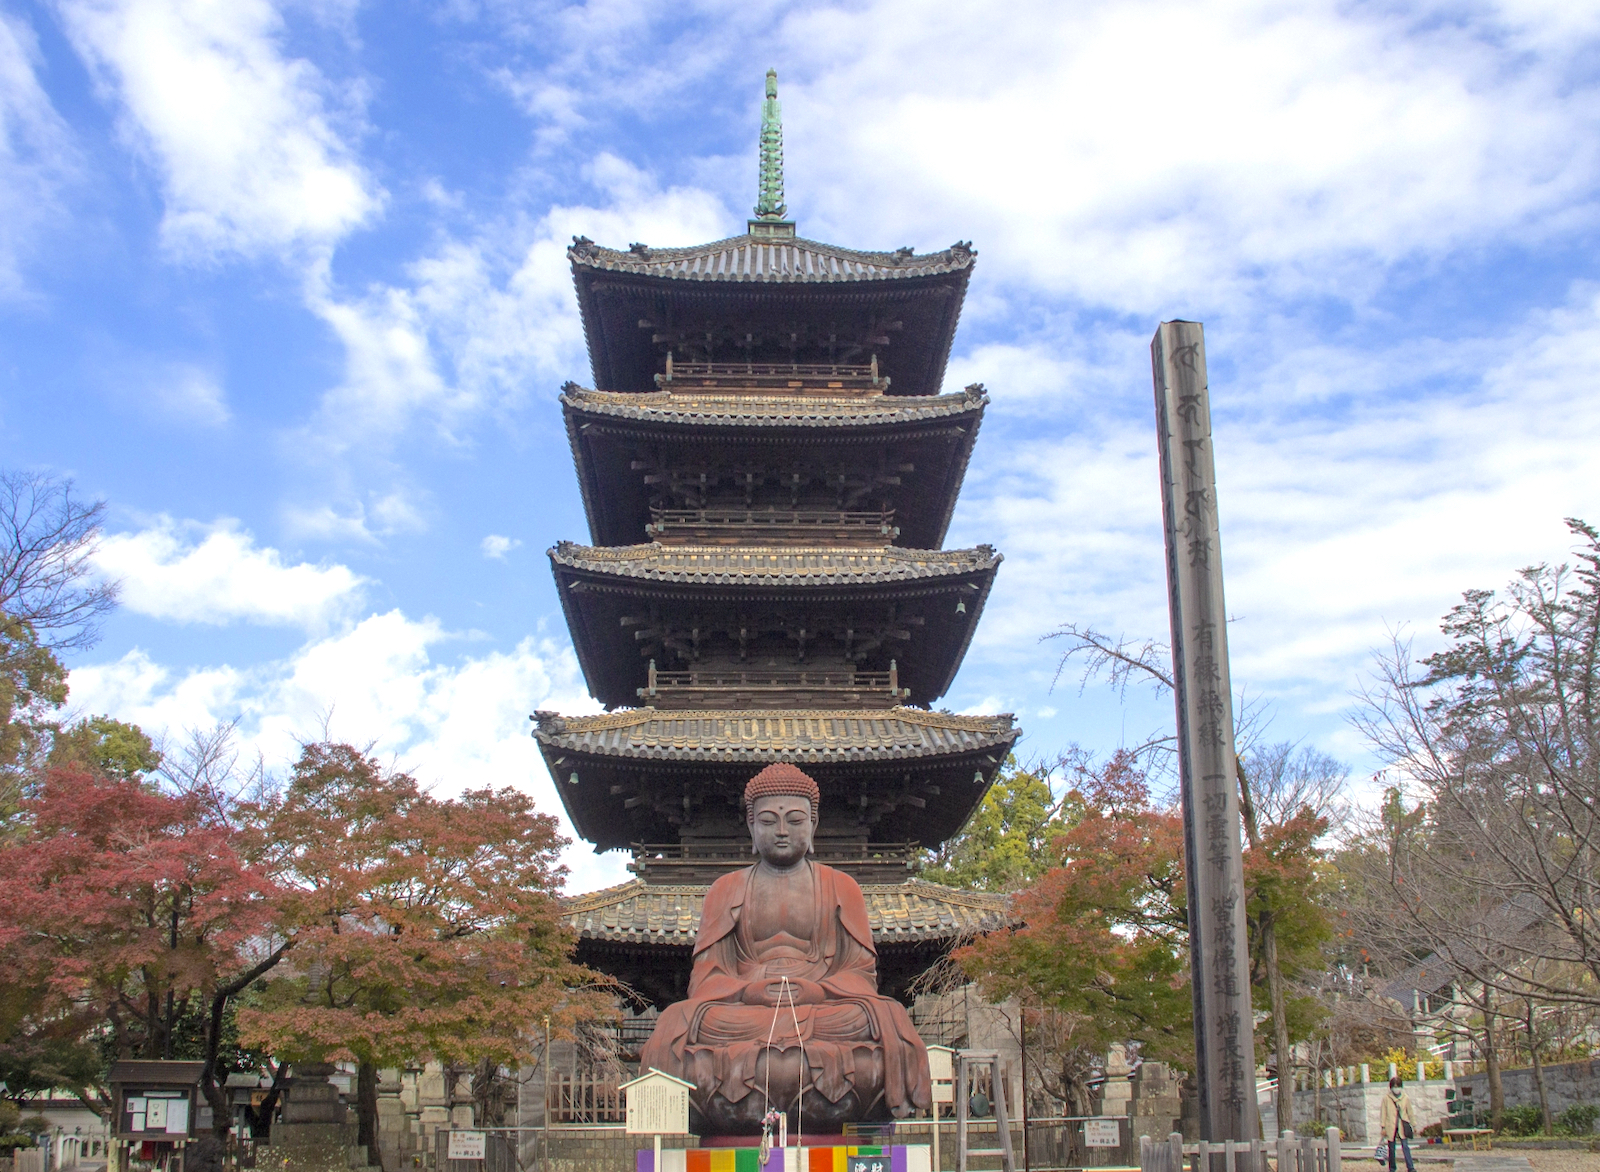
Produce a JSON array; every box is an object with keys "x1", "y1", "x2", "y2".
[
  {"x1": 621, "y1": 1069, "x2": 693, "y2": 1136},
  {"x1": 446, "y1": 1132, "x2": 486, "y2": 1160},
  {"x1": 1085, "y1": 1119, "x2": 1121, "y2": 1148}
]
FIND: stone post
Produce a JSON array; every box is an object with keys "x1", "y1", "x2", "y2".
[{"x1": 1153, "y1": 321, "x2": 1259, "y2": 1145}]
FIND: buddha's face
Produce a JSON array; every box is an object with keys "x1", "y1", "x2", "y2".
[{"x1": 748, "y1": 794, "x2": 816, "y2": 867}]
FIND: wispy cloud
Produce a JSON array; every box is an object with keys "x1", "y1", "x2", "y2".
[
  {"x1": 58, "y1": 0, "x2": 380, "y2": 261},
  {"x1": 0, "y1": 11, "x2": 78, "y2": 298}
]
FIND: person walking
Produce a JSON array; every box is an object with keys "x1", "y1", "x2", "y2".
[{"x1": 1380, "y1": 1076, "x2": 1417, "y2": 1172}]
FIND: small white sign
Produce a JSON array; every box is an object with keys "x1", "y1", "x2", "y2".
[
  {"x1": 1085, "y1": 1119, "x2": 1120, "y2": 1148},
  {"x1": 927, "y1": 1047, "x2": 954, "y2": 1083},
  {"x1": 621, "y1": 1069, "x2": 694, "y2": 1136},
  {"x1": 447, "y1": 1132, "x2": 486, "y2": 1160}
]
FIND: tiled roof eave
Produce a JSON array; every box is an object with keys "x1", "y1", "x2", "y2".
[
  {"x1": 560, "y1": 878, "x2": 1012, "y2": 945},
  {"x1": 548, "y1": 542, "x2": 1000, "y2": 585},
  {"x1": 567, "y1": 235, "x2": 976, "y2": 285},
  {"x1": 560, "y1": 388, "x2": 987, "y2": 428}
]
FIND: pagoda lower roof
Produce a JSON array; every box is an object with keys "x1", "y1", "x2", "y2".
[
  {"x1": 562, "y1": 877, "x2": 1010, "y2": 948},
  {"x1": 532, "y1": 706, "x2": 1020, "y2": 849},
  {"x1": 550, "y1": 541, "x2": 998, "y2": 586},
  {"x1": 534, "y1": 706, "x2": 1016, "y2": 763}
]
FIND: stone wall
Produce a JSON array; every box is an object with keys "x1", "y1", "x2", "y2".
[
  {"x1": 1290, "y1": 1081, "x2": 1453, "y2": 1143},
  {"x1": 1453, "y1": 1058, "x2": 1600, "y2": 1124},
  {"x1": 526, "y1": 1129, "x2": 695, "y2": 1172}
]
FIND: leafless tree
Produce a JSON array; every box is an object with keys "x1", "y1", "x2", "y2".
[
  {"x1": 0, "y1": 472, "x2": 119, "y2": 659},
  {"x1": 1350, "y1": 520, "x2": 1600, "y2": 1012}
]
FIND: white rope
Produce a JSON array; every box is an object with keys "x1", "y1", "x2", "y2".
[{"x1": 758, "y1": 976, "x2": 811, "y2": 1145}]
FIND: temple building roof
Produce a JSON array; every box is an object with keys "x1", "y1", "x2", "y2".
[
  {"x1": 535, "y1": 706, "x2": 1016, "y2": 763},
  {"x1": 568, "y1": 238, "x2": 974, "y2": 396},
  {"x1": 562, "y1": 877, "x2": 1011, "y2": 948},
  {"x1": 532, "y1": 706, "x2": 1020, "y2": 851},
  {"x1": 561, "y1": 383, "x2": 986, "y2": 427},
  {"x1": 564, "y1": 876, "x2": 1013, "y2": 1007},
  {"x1": 548, "y1": 543, "x2": 1000, "y2": 708},
  {"x1": 568, "y1": 235, "x2": 975, "y2": 286},
  {"x1": 550, "y1": 541, "x2": 998, "y2": 585},
  {"x1": 560, "y1": 385, "x2": 986, "y2": 549}
]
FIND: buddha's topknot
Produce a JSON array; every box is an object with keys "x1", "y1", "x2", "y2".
[{"x1": 743, "y1": 762, "x2": 821, "y2": 815}]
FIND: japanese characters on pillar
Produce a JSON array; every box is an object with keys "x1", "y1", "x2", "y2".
[{"x1": 1151, "y1": 321, "x2": 1259, "y2": 1144}]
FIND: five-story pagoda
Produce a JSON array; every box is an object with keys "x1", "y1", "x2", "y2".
[{"x1": 537, "y1": 71, "x2": 1019, "y2": 1013}]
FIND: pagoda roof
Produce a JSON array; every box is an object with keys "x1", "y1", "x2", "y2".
[
  {"x1": 561, "y1": 383, "x2": 986, "y2": 427},
  {"x1": 532, "y1": 706, "x2": 1020, "y2": 849},
  {"x1": 560, "y1": 385, "x2": 985, "y2": 549},
  {"x1": 550, "y1": 541, "x2": 997, "y2": 586},
  {"x1": 568, "y1": 235, "x2": 974, "y2": 396},
  {"x1": 562, "y1": 877, "x2": 1011, "y2": 948},
  {"x1": 549, "y1": 543, "x2": 1000, "y2": 707},
  {"x1": 535, "y1": 705, "x2": 1016, "y2": 763},
  {"x1": 568, "y1": 234, "x2": 975, "y2": 286}
]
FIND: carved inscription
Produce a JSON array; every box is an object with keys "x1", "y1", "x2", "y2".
[{"x1": 1152, "y1": 321, "x2": 1257, "y2": 1145}]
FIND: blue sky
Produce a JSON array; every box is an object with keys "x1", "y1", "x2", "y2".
[{"x1": 4, "y1": 0, "x2": 1600, "y2": 892}]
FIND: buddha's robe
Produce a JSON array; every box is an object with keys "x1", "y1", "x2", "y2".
[{"x1": 640, "y1": 861, "x2": 931, "y2": 1130}]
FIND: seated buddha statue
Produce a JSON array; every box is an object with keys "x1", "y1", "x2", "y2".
[{"x1": 639, "y1": 763, "x2": 932, "y2": 1134}]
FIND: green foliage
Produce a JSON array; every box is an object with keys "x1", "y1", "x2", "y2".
[
  {"x1": 957, "y1": 751, "x2": 1195, "y2": 1109},
  {"x1": 49, "y1": 716, "x2": 161, "y2": 780},
  {"x1": 920, "y1": 756, "x2": 1072, "y2": 892},
  {"x1": 0, "y1": 622, "x2": 68, "y2": 829},
  {"x1": 1498, "y1": 1104, "x2": 1545, "y2": 1136},
  {"x1": 1559, "y1": 1104, "x2": 1599, "y2": 1135}
]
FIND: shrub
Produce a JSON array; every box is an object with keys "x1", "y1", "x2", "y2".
[
  {"x1": 1498, "y1": 1104, "x2": 1545, "y2": 1136},
  {"x1": 1558, "y1": 1104, "x2": 1600, "y2": 1135}
]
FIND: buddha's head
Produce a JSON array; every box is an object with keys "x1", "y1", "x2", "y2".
[{"x1": 744, "y1": 762, "x2": 820, "y2": 867}]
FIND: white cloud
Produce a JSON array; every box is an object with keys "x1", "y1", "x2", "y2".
[
  {"x1": 296, "y1": 152, "x2": 728, "y2": 455},
  {"x1": 955, "y1": 284, "x2": 1600, "y2": 742},
  {"x1": 482, "y1": 0, "x2": 1600, "y2": 316},
  {"x1": 94, "y1": 517, "x2": 367, "y2": 629},
  {"x1": 58, "y1": 0, "x2": 380, "y2": 261},
  {"x1": 67, "y1": 612, "x2": 623, "y2": 892},
  {"x1": 0, "y1": 11, "x2": 77, "y2": 298},
  {"x1": 146, "y1": 362, "x2": 230, "y2": 426},
  {"x1": 481, "y1": 534, "x2": 520, "y2": 559}
]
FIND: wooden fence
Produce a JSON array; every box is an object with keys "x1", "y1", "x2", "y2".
[
  {"x1": 1141, "y1": 1128, "x2": 1343, "y2": 1172},
  {"x1": 545, "y1": 1074, "x2": 623, "y2": 1125}
]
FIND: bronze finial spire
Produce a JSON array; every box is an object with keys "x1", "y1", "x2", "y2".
[
  {"x1": 755, "y1": 68, "x2": 786, "y2": 219},
  {"x1": 748, "y1": 69, "x2": 795, "y2": 238}
]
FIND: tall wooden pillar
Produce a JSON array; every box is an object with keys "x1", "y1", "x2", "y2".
[{"x1": 1152, "y1": 320, "x2": 1260, "y2": 1143}]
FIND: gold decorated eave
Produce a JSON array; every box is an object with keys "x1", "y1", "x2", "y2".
[
  {"x1": 559, "y1": 384, "x2": 986, "y2": 549},
  {"x1": 532, "y1": 706, "x2": 1021, "y2": 850}
]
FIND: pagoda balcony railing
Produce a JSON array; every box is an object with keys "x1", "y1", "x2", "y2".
[
  {"x1": 655, "y1": 355, "x2": 889, "y2": 392},
  {"x1": 647, "y1": 506, "x2": 899, "y2": 539},
  {"x1": 639, "y1": 659, "x2": 910, "y2": 701}
]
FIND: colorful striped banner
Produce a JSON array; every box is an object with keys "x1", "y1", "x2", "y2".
[{"x1": 637, "y1": 1145, "x2": 930, "y2": 1172}]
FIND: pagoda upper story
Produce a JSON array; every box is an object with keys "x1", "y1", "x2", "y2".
[{"x1": 537, "y1": 72, "x2": 1019, "y2": 920}]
